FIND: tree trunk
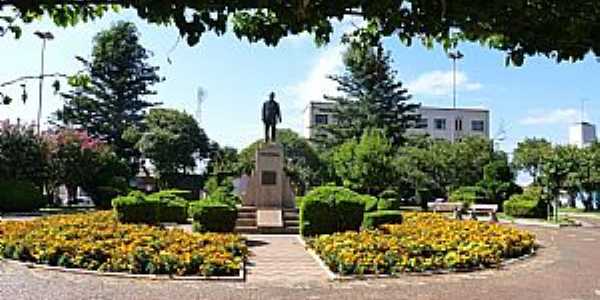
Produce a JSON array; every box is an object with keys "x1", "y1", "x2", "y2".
[
  {"x1": 568, "y1": 193, "x2": 577, "y2": 208},
  {"x1": 67, "y1": 185, "x2": 78, "y2": 205},
  {"x1": 584, "y1": 192, "x2": 594, "y2": 212}
]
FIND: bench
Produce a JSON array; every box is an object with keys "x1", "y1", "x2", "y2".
[
  {"x1": 427, "y1": 202, "x2": 464, "y2": 220},
  {"x1": 468, "y1": 204, "x2": 499, "y2": 222}
]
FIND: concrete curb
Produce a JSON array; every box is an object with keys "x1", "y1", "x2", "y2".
[
  {"x1": 501, "y1": 219, "x2": 581, "y2": 228},
  {"x1": 1, "y1": 259, "x2": 246, "y2": 281},
  {"x1": 299, "y1": 236, "x2": 536, "y2": 281}
]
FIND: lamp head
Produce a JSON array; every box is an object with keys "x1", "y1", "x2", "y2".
[{"x1": 34, "y1": 31, "x2": 54, "y2": 40}]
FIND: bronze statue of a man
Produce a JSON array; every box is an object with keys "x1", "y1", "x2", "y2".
[{"x1": 262, "y1": 92, "x2": 282, "y2": 143}]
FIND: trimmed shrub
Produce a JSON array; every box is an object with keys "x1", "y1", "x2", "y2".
[
  {"x1": 0, "y1": 180, "x2": 44, "y2": 213},
  {"x1": 503, "y1": 187, "x2": 546, "y2": 218},
  {"x1": 209, "y1": 187, "x2": 240, "y2": 207},
  {"x1": 149, "y1": 189, "x2": 192, "y2": 201},
  {"x1": 363, "y1": 195, "x2": 379, "y2": 213},
  {"x1": 112, "y1": 191, "x2": 188, "y2": 224},
  {"x1": 377, "y1": 198, "x2": 402, "y2": 210},
  {"x1": 362, "y1": 210, "x2": 403, "y2": 229},
  {"x1": 299, "y1": 186, "x2": 366, "y2": 236},
  {"x1": 295, "y1": 196, "x2": 304, "y2": 208},
  {"x1": 112, "y1": 195, "x2": 161, "y2": 224},
  {"x1": 449, "y1": 186, "x2": 487, "y2": 206},
  {"x1": 160, "y1": 199, "x2": 189, "y2": 223},
  {"x1": 189, "y1": 200, "x2": 237, "y2": 233}
]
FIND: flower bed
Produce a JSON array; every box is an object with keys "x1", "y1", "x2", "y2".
[
  {"x1": 0, "y1": 212, "x2": 247, "y2": 277},
  {"x1": 308, "y1": 212, "x2": 535, "y2": 275}
]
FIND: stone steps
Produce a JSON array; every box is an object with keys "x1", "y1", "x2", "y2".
[
  {"x1": 236, "y1": 218, "x2": 257, "y2": 227},
  {"x1": 235, "y1": 225, "x2": 259, "y2": 234},
  {"x1": 234, "y1": 206, "x2": 300, "y2": 234}
]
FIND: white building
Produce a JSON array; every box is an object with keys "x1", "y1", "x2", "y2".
[
  {"x1": 568, "y1": 122, "x2": 597, "y2": 148},
  {"x1": 303, "y1": 101, "x2": 490, "y2": 142}
]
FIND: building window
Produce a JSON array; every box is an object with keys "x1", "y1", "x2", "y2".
[
  {"x1": 416, "y1": 118, "x2": 428, "y2": 129},
  {"x1": 315, "y1": 114, "x2": 328, "y2": 125},
  {"x1": 434, "y1": 118, "x2": 446, "y2": 130},
  {"x1": 471, "y1": 120, "x2": 485, "y2": 132},
  {"x1": 455, "y1": 119, "x2": 463, "y2": 131}
]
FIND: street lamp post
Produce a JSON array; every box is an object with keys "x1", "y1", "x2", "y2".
[
  {"x1": 448, "y1": 50, "x2": 464, "y2": 143},
  {"x1": 34, "y1": 31, "x2": 54, "y2": 135},
  {"x1": 448, "y1": 50, "x2": 464, "y2": 109}
]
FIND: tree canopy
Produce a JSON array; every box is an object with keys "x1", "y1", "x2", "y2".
[
  {"x1": 53, "y1": 21, "x2": 161, "y2": 165},
  {"x1": 137, "y1": 108, "x2": 209, "y2": 178},
  {"x1": 512, "y1": 138, "x2": 553, "y2": 183},
  {"x1": 2, "y1": 1, "x2": 600, "y2": 65},
  {"x1": 317, "y1": 42, "x2": 419, "y2": 147}
]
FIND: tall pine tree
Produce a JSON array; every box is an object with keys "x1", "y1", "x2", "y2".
[
  {"x1": 54, "y1": 21, "x2": 161, "y2": 165},
  {"x1": 317, "y1": 41, "x2": 419, "y2": 147}
]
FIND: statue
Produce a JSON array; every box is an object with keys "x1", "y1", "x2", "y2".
[{"x1": 262, "y1": 91, "x2": 282, "y2": 143}]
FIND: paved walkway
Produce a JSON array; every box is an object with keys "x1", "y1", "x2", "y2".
[{"x1": 245, "y1": 234, "x2": 328, "y2": 285}]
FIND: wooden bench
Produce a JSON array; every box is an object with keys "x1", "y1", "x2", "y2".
[
  {"x1": 427, "y1": 202, "x2": 464, "y2": 220},
  {"x1": 468, "y1": 204, "x2": 499, "y2": 222}
]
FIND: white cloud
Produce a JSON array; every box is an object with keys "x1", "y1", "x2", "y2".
[
  {"x1": 520, "y1": 108, "x2": 580, "y2": 125},
  {"x1": 284, "y1": 44, "x2": 345, "y2": 108},
  {"x1": 407, "y1": 70, "x2": 482, "y2": 96}
]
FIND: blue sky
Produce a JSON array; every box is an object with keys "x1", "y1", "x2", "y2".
[{"x1": 1, "y1": 10, "x2": 599, "y2": 154}]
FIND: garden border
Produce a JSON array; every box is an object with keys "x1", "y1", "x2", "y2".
[
  {"x1": 298, "y1": 235, "x2": 537, "y2": 281},
  {"x1": 1, "y1": 259, "x2": 246, "y2": 281}
]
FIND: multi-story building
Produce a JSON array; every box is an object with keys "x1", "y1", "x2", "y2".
[
  {"x1": 568, "y1": 122, "x2": 597, "y2": 148},
  {"x1": 303, "y1": 101, "x2": 490, "y2": 142}
]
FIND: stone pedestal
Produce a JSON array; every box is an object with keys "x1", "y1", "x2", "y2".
[{"x1": 242, "y1": 143, "x2": 295, "y2": 228}]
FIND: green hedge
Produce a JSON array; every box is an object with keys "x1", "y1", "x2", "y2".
[
  {"x1": 148, "y1": 189, "x2": 192, "y2": 201},
  {"x1": 362, "y1": 210, "x2": 403, "y2": 229},
  {"x1": 363, "y1": 195, "x2": 379, "y2": 213},
  {"x1": 299, "y1": 186, "x2": 367, "y2": 236},
  {"x1": 189, "y1": 200, "x2": 237, "y2": 232},
  {"x1": 503, "y1": 187, "x2": 547, "y2": 218},
  {"x1": 377, "y1": 198, "x2": 402, "y2": 210},
  {"x1": 0, "y1": 180, "x2": 44, "y2": 213},
  {"x1": 159, "y1": 199, "x2": 188, "y2": 223},
  {"x1": 112, "y1": 191, "x2": 188, "y2": 224},
  {"x1": 112, "y1": 195, "x2": 161, "y2": 223}
]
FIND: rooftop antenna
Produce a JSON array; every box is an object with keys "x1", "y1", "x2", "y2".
[
  {"x1": 196, "y1": 87, "x2": 205, "y2": 126},
  {"x1": 580, "y1": 98, "x2": 588, "y2": 123}
]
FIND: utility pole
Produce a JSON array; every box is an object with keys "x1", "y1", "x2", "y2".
[{"x1": 34, "y1": 31, "x2": 54, "y2": 135}]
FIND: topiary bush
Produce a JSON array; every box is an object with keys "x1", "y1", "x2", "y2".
[
  {"x1": 299, "y1": 186, "x2": 367, "y2": 236},
  {"x1": 362, "y1": 210, "x2": 403, "y2": 229},
  {"x1": 112, "y1": 191, "x2": 189, "y2": 224},
  {"x1": 112, "y1": 194, "x2": 161, "y2": 224},
  {"x1": 0, "y1": 180, "x2": 45, "y2": 213},
  {"x1": 149, "y1": 189, "x2": 192, "y2": 201},
  {"x1": 159, "y1": 199, "x2": 189, "y2": 224},
  {"x1": 503, "y1": 187, "x2": 547, "y2": 218},
  {"x1": 377, "y1": 190, "x2": 401, "y2": 210},
  {"x1": 209, "y1": 187, "x2": 240, "y2": 207},
  {"x1": 189, "y1": 200, "x2": 237, "y2": 232},
  {"x1": 363, "y1": 195, "x2": 379, "y2": 213},
  {"x1": 377, "y1": 198, "x2": 402, "y2": 211}
]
